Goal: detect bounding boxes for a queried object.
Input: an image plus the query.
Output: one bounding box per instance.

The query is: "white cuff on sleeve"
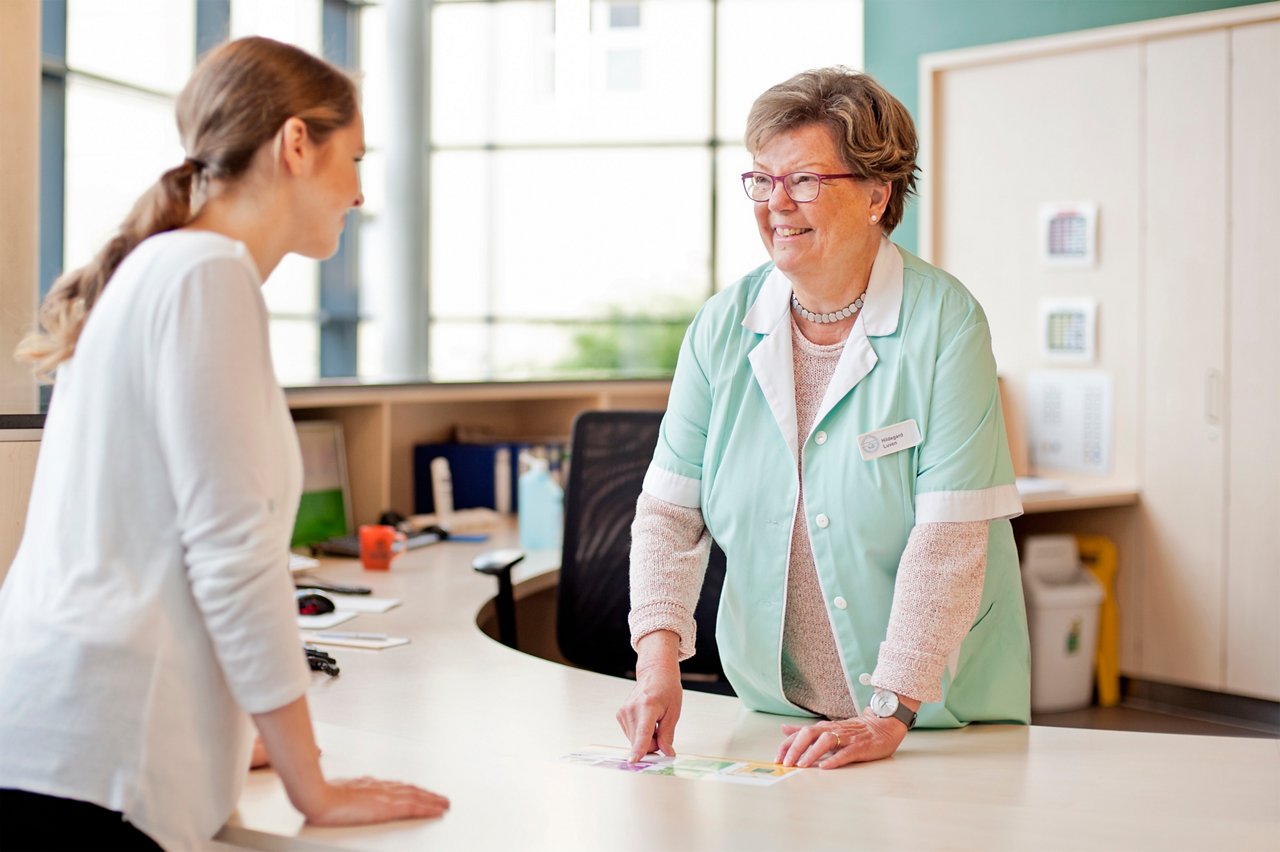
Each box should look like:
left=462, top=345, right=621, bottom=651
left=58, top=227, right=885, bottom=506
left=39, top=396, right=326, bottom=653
left=642, top=463, right=701, bottom=509
left=915, top=484, right=1022, bottom=523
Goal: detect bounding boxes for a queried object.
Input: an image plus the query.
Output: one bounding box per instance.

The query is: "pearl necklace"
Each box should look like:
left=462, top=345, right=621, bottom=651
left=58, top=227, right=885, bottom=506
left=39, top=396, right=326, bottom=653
left=790, top=291, right=865, bottom=324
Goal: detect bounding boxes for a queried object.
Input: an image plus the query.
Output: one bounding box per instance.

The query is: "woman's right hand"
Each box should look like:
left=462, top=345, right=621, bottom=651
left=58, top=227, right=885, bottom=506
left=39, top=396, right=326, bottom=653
left=616, top=630, right=683, bottom=762
left=303, top=777, right=450, bottom=826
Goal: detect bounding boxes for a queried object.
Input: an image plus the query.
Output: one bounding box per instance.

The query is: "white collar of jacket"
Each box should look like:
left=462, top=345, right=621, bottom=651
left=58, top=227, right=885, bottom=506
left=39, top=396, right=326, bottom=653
left=741, top=235, right=904, bottom=336
left=741, top=236, right=905, bottom=464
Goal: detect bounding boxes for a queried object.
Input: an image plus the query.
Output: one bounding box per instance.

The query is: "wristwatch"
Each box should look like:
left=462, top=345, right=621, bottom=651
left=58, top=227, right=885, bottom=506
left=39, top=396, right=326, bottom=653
left=868, top=688, right=918, bottom=730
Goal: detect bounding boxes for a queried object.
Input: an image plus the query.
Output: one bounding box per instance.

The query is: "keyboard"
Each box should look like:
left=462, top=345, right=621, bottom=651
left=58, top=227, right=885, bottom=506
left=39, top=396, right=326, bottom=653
left=314, top=529, right=444, bottom=558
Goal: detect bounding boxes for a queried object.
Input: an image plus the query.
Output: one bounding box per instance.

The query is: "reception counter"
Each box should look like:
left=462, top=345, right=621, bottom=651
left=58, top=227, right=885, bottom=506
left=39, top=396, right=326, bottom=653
left=222, top=531, right=1279, bottom=851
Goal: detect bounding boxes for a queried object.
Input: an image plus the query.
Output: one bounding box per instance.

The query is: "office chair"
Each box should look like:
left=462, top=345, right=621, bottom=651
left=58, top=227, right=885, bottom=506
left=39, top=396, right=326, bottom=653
left=557, top=410, right=732, bottom=695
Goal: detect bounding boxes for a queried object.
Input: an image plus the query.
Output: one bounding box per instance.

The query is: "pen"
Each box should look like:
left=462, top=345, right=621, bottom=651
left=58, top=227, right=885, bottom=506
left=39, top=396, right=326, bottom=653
left=313, top=631, right=388, bottom=641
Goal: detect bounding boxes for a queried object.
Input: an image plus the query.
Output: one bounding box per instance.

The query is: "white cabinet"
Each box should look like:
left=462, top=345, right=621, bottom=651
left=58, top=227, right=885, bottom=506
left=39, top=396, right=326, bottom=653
left=1140, top=30, right=1229, bottom=689
left=927, top=43, right=1145, bottom=486
left=922, top=5, right=1280, bottom=700
left=1225, top=20, right=1280, bottom=700
left=1140, top=19, right=1280, bottom=700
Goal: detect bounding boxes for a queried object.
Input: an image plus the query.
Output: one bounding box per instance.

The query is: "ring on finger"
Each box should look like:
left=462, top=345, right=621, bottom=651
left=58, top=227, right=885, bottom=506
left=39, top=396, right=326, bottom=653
left=831, top=729, right=842, bottom=749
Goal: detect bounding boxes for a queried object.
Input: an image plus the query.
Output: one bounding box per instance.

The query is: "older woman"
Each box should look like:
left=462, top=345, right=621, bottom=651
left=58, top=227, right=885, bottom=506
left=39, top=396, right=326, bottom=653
left=617, top=68, right=1029, bottom=770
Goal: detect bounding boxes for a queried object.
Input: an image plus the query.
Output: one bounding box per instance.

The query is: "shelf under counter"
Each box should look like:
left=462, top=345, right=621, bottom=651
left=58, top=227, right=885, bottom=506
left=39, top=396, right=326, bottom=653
left=1018, top=476, right=1140, bottom=514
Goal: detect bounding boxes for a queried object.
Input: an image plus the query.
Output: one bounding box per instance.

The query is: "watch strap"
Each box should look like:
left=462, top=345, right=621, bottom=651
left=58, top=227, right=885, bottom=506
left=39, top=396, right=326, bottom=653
left=890, top=701, right=918, bottom=730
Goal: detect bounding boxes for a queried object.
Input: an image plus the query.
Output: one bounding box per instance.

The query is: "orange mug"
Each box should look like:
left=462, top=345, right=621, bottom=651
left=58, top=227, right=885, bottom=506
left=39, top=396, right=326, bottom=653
left=359, top=524, right=406, bottom=571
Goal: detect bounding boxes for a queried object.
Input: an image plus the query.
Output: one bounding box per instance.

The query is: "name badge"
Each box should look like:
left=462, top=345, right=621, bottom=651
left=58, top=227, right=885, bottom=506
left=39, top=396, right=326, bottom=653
left=857, top=419, right=922, bottom=461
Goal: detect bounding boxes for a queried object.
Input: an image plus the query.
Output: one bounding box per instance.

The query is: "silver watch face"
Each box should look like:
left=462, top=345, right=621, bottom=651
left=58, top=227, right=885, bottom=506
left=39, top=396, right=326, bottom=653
left=870, top=689, right=899, bottom=717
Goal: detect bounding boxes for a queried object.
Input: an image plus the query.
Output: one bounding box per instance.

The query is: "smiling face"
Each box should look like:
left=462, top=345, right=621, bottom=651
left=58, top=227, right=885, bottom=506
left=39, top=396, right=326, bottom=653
left=752, top=123, right=888, bottom=300
left=295, top=112, right=366, bottom=259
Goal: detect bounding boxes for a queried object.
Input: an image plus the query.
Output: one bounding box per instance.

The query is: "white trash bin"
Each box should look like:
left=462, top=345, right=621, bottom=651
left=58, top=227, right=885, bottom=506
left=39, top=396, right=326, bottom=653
left=1021, top=535, right=1105, bottom=713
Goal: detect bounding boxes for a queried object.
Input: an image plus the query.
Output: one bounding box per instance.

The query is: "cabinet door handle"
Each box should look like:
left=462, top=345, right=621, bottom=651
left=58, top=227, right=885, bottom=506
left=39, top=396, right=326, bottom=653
left=1204, top=369, right=1221, bottom=424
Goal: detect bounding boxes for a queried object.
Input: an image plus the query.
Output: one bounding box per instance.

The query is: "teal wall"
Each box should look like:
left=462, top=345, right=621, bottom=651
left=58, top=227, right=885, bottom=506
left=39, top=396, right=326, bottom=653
left=864, top=0, right=1273, bottom=253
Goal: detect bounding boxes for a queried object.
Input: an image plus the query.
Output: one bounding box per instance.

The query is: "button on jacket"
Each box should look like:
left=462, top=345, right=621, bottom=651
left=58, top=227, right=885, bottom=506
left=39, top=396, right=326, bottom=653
left=643, top=237, right=1031, bottom=726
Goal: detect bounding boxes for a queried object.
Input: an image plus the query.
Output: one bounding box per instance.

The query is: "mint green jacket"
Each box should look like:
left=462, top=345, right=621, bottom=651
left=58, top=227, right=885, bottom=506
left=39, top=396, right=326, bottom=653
left=643, top=238, right=1031, bottom=727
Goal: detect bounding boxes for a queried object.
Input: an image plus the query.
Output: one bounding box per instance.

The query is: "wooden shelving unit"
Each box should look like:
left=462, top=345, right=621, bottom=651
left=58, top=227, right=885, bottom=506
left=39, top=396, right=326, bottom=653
left=285, top=380, right=671, bottom=526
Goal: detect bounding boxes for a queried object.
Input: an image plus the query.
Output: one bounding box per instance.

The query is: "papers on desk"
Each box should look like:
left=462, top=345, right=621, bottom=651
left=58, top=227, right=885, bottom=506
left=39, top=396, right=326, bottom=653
left=294, top=597, right=399, bottom=628
left=288, top=552, right=321, bottom=572
left=304, top=632, right=410, bottom=650
left=297, top=610, right=357, bottom=630
left=562, top=745, right=802, bottom=786
left=325, top=594, right=401, bottom=614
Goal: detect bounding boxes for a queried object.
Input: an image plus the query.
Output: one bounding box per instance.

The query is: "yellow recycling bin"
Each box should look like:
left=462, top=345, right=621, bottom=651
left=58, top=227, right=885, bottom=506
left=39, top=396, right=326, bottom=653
left=1076, top=534, right=1120, bottom=707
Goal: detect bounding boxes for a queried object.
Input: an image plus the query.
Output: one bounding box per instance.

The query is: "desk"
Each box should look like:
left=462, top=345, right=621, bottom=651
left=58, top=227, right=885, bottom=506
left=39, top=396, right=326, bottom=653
left=223, top=531, right=1278, bottom=851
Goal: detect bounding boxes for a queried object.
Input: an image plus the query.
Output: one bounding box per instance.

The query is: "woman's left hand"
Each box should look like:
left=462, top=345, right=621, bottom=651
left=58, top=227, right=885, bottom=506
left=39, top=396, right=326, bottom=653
left=776, top=712, right=907, bottom=769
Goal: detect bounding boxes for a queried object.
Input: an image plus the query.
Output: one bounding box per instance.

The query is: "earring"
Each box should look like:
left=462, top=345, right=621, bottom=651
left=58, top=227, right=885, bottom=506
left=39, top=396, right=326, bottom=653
left=870, top=214, right=879, bottom=224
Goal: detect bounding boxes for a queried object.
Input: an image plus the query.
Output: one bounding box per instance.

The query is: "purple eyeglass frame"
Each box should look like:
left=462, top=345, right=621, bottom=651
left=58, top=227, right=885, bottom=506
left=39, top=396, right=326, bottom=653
left=741, top=171, right=859, bottom=203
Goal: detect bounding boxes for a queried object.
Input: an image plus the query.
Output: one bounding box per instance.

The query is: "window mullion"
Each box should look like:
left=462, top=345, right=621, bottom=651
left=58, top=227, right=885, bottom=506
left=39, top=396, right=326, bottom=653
left=195, top=0, right=230, bottom=57
left=319, top=0, right=360, bottom=379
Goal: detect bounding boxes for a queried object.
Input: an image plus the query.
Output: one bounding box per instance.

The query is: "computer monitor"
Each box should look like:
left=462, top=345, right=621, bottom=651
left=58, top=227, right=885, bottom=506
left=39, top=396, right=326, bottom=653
left=291, top=421, right=354, bottom=549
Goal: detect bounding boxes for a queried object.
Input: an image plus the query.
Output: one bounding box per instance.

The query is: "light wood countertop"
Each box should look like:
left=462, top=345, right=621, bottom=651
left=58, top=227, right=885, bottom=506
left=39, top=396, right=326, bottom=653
left=222, top=529, right=1277, bottom=851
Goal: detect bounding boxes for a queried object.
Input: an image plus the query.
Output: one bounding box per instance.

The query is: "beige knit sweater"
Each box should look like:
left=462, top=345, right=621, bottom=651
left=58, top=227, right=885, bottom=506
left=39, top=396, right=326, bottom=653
left=629, top=318, right=988, bottom=716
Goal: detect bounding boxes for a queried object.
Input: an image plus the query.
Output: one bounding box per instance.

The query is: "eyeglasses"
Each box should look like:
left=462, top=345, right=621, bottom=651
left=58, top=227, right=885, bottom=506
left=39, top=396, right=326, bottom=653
left=740, top=171, right=859, bottom=203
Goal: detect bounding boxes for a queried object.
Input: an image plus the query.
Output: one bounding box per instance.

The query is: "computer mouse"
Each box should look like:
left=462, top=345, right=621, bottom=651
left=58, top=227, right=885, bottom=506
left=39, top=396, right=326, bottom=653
left=295, top=590, right=336, bottom=616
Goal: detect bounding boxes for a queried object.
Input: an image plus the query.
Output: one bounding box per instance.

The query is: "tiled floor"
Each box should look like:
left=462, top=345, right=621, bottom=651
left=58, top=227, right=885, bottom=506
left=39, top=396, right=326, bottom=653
left=1033, top=702, right=1280, bottom=739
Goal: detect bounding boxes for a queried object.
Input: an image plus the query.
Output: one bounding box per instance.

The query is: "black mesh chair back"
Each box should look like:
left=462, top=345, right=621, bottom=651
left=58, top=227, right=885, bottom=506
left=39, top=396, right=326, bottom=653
left=557, top=410, right=728, bottom=686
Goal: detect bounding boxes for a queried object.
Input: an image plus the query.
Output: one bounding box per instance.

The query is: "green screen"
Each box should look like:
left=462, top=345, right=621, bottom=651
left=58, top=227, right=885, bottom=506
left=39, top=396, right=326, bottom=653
left=291, top=487, right=347, bottom=548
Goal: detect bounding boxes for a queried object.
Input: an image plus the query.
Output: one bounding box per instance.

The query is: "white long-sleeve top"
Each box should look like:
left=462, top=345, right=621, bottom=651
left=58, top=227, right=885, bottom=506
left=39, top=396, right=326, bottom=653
left=0, top=231, right=311, bottom=850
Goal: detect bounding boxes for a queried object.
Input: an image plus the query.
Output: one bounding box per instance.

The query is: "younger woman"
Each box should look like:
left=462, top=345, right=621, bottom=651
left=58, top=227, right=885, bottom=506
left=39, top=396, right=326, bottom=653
left=0, top=37, right=448, bottom=850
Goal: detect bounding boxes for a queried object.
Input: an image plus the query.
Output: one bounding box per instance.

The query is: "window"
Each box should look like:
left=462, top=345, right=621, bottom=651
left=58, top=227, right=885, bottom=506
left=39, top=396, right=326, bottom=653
left=40, top=0, right=361, bottom=390
left=608, top=3, right=642, bottom=29
left=359, top=0, right=863, bottom=381
left=39, top=0, right=863, bottom=390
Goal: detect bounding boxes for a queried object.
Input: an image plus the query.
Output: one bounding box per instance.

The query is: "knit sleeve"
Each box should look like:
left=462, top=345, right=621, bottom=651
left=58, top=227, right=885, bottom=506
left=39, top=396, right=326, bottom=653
left=628, top=492, right=712, bottom=661
left=870, top=520, right=989, bottom=702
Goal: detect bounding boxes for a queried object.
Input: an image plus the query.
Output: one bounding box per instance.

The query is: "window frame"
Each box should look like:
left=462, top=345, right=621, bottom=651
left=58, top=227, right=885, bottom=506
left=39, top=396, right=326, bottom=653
left=420, top=0, right=730, bottom=381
